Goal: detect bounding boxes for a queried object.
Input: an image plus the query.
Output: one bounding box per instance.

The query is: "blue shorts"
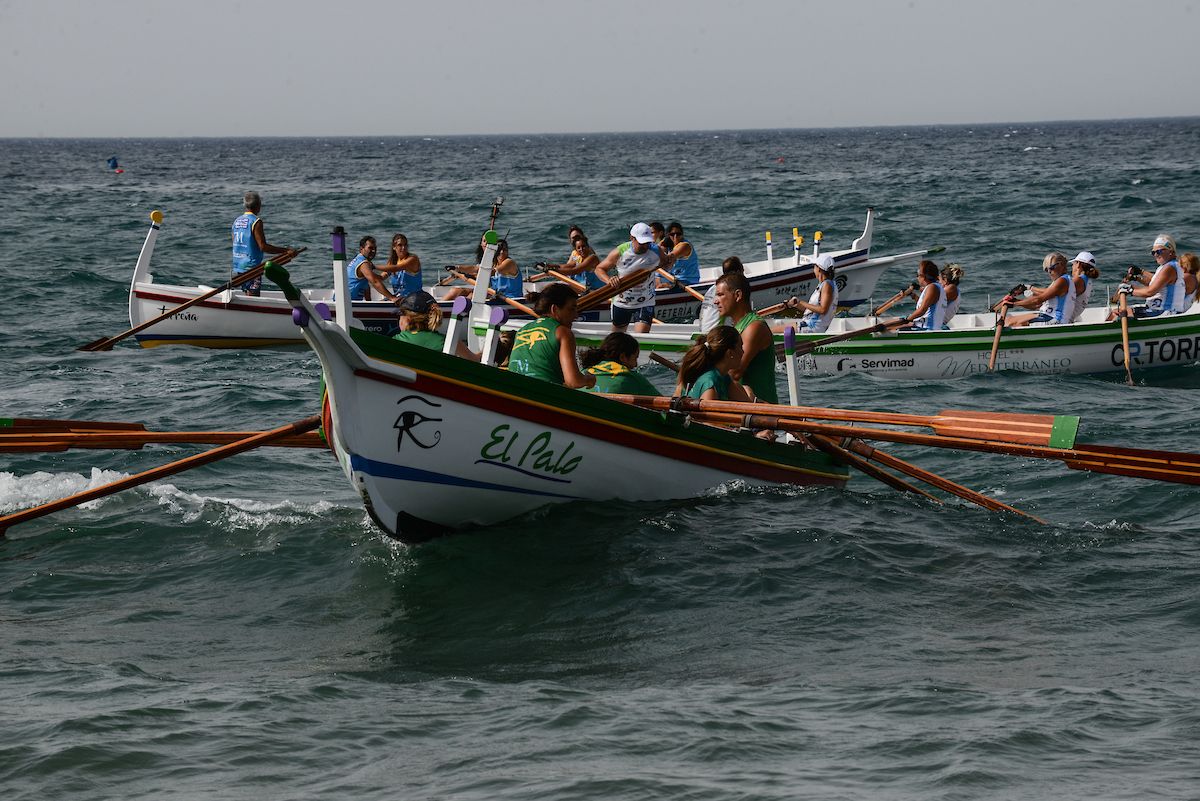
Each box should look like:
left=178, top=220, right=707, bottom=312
left=1026, top=313, right=1057, bottom=325
left=611, top=305, right=655, bottom=327
left=237, top=273, right=263, bottom=296
left=1133, top=306, right=1171, bottom=319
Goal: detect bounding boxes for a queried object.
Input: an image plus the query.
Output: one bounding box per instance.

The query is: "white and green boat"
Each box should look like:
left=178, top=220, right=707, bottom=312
left=541, top=304, right=1200, bottom=380
left=265, top=235, right=849, bottom=543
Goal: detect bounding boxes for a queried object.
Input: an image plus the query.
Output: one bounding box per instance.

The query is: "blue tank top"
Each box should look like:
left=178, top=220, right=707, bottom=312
left=491, top=269, right=523, bottom=298
left=391, top=268, right=423, bottom=297
left=346, top=254, right=371, bottom=300
left=670, top=241, right=701, bottom=285
left=231, top=212, right=263, bottom=273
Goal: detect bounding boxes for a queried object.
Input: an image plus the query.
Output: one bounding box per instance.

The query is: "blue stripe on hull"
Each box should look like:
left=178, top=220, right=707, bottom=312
left=348, top=454, right=584, bottom=500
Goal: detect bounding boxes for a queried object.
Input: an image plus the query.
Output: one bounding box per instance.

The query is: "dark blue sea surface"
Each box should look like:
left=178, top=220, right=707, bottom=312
left=2, top=121, right=1200, bottom=799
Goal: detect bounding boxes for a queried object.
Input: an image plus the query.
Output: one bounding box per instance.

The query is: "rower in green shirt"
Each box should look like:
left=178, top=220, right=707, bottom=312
left=392, top=290, right=477, bottom=360
left=507, top=283, right=596, bottom=389
left=580, top=332, right=661, bottom=395
left=714, top=273, right=778, bottom=403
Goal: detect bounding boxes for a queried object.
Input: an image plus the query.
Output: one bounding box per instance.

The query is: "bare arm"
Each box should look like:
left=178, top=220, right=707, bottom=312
left=1014, top=277, right=1066, bottom=309
left=358, top=259, right=398, bottom=302
left=595, top=247, right=621, bottom=287
left=558, top=327, right=596, bottom=389
left=1133, top=265, right=1177, bottom=298
left=252, top=219, right=291, bottom=257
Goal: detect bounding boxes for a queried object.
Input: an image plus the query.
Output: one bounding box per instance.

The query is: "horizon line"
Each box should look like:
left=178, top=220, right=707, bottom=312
left=2, top=115, right=1198, bottom=141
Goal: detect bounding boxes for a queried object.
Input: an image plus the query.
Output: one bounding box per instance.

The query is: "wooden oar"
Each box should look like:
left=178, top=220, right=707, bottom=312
left=576, top=268, right=654, bottom=312
left=987, top=302, right=1010, bottom=371
left=449, top=270, right=538, bottom=317
left=655, top=268, right=706, bottom=302
left=2, top=416, right=147, bottom=433
left=0, top=415, right=322, bottom=536
left=0, top=430, right=326, bottom=453
left=755, top=298, right=799, bottom=317
left=649, top=352, right=681, bottom=372
left=1118, top=291, right=1135, bottom=386
left=547, top=270, right=586, bottom=291
left=870, top=283, right=918, bottom=316
left=78, top=248, right=307, bottom=352
left=603, top=395, right=1079, bottom=448
left=668, top=411, right=1200, bottom=486
left=773, top=318, right=908, bottom=358
left=804, top=434, right=943, bottom=503
left=840, top=437, right=1045, bottom=523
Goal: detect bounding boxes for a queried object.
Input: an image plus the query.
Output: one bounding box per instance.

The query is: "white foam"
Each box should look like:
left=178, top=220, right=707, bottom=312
left=0, top=467, right=132, bottom=513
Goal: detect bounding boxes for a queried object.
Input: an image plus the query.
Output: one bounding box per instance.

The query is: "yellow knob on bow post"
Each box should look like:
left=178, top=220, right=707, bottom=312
left=796, top=235, right=804, bottom=247
left=150, top=209, right=164, bottom=224
left=765, top=231, right=772, bottom=244
left=814, top=231, right=823, bottom=242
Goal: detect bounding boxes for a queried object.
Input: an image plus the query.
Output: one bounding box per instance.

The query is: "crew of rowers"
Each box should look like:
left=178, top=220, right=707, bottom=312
left=356, top=220, right=1197, bottom=407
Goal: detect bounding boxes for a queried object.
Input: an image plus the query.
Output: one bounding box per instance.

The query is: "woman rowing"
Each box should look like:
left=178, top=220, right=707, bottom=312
left=379, top=233, right=423, bottom=300
left=1068, top=251, right=1099, bottom=322
left=444, top=238, right=524, bottom=303
left=580, top=332, right=660, bottom=395
left=1009, top=252, right=1075, bottom=327
left=674, top=325, right=753, bottom=402
left=391, top=290, right=476, bottom=359
left=533, top=232, right=604, bottom=292
left=891, top=260, right=947, bottom=330
left=714, top=272, right=778, bottom=403
left=940, top=263, right=964, bottom=327
left=1113, top=234, right=1190, bottom=319
left=1180, top=252, right=1200, bottom=303
left=506, top=282, right=596, bottom=389
left=786, top=254, right=839, bottom=334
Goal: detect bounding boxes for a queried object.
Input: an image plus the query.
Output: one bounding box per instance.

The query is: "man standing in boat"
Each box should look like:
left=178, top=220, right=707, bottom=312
left=593, top=222, right=673, bottom=334
left=231, top=191, right=297, bottom=296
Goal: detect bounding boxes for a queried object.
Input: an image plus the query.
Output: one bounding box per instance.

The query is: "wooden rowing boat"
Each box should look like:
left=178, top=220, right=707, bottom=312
left=266, top=247, right=850, bottom=543
left=121, top=209, right=922, bottom=348
left=545, top=303, right=1200, bottom=380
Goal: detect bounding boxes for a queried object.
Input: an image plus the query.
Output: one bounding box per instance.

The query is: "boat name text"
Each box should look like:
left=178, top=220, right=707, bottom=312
left=479, top=424, right=582, bottom=477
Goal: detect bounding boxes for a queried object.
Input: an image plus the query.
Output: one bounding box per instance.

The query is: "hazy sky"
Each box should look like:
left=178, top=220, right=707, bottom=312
left=2, top=0, right=1198, bottom=137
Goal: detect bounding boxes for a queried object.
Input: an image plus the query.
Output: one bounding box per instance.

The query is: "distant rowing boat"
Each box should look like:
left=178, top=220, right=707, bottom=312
left=122, top=209, right=920, bottom=348
left=543, top=304, right=1200, bottom=380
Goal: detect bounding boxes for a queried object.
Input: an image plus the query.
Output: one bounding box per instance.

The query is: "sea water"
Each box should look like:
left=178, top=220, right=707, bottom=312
left=2, top=121, right=1200, bottom=799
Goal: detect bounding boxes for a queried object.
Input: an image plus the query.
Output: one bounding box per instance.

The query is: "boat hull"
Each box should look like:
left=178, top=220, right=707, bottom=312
left=557, top=305, right=1200, bottom=380
left=297, top=311, right=848, bottom=542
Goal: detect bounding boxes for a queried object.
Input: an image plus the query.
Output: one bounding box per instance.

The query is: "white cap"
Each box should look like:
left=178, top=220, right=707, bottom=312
left=630, top=222, right=654, bottom=244
left=1071, top=251, right=1096, bottom=268
left=814, top=254, right=835, bottom=271
left=1152, top=234, right=1176, bottom=253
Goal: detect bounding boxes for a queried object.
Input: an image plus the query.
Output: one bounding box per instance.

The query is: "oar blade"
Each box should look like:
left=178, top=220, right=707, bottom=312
left=76, top=338, right=115, bottom=352
left=932, top=410, right=1079, bottom=448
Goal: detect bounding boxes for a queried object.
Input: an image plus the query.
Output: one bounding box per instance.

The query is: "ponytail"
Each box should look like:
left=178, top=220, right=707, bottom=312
left=675, top=325, right=741, bottom=395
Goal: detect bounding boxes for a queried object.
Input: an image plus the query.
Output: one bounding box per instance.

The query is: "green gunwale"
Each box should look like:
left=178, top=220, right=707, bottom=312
left=346, top=327, right=849, bottom=482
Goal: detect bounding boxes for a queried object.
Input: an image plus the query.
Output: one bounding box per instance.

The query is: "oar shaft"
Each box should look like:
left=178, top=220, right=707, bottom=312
left=844, top=438, right=1045, bottom=523
left=988, top=304, right=1009, bottom=371
left=0, top=430, right=326, bottom=452
left=1119, top=293, right=1134, bottom=386
left=870, top=288, right=909, bottom=316
left=452, top=271, right=538, bottom=317
left=547, top=270, right=586, bottom=291
left=576, top=268, right=654, bottom=312
left=805, top=434, right=942, bottom=502
left=789, top=320, right=903, bottom=357
left=656, top=268, right=706, bottom=302
left=0, top=416, right=321, bottom=535
left=2, top=417, right=147, bottom=432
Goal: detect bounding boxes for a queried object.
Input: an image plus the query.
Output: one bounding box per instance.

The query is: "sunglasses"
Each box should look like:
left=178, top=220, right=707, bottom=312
left=1152, top=249, right=1168, bottom=256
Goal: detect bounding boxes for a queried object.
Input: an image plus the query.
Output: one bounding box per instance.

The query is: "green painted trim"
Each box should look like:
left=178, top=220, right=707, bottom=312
left=0, top=418, right=12, bottom=428
left=1049, top=415, right=1080, bottom=449
left=484, top=230, right=498, bottom=245
left=265, top=264, right=300, bottom=301
left=347, top=326, right=849, bottom=481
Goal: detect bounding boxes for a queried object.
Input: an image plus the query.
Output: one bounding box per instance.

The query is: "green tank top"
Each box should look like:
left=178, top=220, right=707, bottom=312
left=583, top=360, right=660, bottom=395
left=732, top=312, right=778, bottom=403
left=392, top=329, right=445, bottom=351
left=508, top=317, right=564, bottom=384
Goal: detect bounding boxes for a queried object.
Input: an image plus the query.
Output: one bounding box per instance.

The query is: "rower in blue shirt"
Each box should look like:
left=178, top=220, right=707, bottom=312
left=231, top=191, right=296, bottom=296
